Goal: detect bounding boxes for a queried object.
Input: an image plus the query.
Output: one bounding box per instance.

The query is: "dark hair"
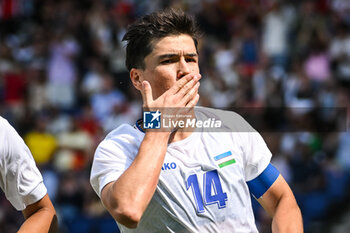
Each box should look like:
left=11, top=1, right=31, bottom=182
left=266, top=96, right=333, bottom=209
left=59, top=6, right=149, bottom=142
left=122, top=8, right=201, bottom=71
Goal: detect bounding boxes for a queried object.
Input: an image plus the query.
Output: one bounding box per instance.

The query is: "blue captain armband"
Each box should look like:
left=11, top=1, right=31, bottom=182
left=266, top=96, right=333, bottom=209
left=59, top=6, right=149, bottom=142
left=246, top=163, right=280, bottom=199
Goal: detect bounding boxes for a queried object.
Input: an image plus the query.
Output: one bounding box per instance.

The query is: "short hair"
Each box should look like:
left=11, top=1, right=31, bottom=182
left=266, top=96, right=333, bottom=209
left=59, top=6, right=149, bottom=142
left=122, top=8, right=201, bottom=71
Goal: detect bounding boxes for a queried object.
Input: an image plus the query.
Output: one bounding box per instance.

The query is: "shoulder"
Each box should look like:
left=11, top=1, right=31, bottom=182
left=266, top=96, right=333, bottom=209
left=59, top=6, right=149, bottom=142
left=195, top=106, right=241, bottom=118
left=91, top=124, right=142, bottom=196
left=195, top=107, right=255, bottom=132
left=96, top=123, right=143, bottom=156
left=104, top=123, right=142, bottom=144
left=0, top=117, right=6, bottom=147
left=0, top=116, right=23, bottom=139
left=0, top=117, right=22, bottom=155
left=0, top=116, right=12, bottom=131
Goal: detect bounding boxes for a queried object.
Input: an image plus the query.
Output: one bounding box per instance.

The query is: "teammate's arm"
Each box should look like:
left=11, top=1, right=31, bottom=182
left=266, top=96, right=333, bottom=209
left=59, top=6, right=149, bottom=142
left=258, top=175, right=303, bottom=233
left=18, top=194, right=58, bottom=233
left=101, top=74, right=200, bottom=228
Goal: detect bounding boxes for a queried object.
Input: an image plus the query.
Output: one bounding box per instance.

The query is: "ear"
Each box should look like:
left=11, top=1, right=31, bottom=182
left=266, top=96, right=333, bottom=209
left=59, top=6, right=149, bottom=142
left=130, top=68, right=143, bottom=91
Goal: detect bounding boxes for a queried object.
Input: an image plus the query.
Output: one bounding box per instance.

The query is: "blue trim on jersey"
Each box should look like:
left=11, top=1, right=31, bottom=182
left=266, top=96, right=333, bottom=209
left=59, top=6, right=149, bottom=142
left=247, top=163, right=280, bottom=199
left=135, top=119, right=145, bottom=133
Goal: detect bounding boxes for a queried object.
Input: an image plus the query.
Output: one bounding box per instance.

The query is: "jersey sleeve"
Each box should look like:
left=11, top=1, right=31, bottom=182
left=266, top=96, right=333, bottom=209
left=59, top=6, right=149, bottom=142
left=90, top=131, right=137, bottom=197
left=242, top=131, right=272, bottom=182
left=225, top=111, right=272, bottom=181
left=0, top=119, right=47, bottom=211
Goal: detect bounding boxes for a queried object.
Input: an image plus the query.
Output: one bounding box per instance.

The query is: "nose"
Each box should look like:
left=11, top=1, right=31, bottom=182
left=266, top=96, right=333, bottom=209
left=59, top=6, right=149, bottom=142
left=177, top=57, right=190, bottom=79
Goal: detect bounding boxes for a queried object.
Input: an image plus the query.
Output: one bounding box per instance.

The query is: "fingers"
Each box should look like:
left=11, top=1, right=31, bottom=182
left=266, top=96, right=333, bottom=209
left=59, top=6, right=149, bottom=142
left=168, top=73, right=201, bottom=95
left=180, top=81, right=200, bottom=106
left=176, top=75, right=200, bottom=99
left=186, top=94, right=200, bottom=108
left=142, top=73, right=201, bottom=110
left=140, top=81, right=153, bottom=106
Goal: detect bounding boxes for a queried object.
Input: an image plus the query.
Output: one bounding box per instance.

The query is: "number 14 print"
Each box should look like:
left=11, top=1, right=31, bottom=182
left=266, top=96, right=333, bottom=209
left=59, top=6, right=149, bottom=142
left=186, top=170, right=228, bottom=213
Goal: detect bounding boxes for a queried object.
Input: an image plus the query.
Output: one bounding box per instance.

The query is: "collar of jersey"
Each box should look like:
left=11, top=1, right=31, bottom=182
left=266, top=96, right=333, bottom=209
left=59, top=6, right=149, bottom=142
left=135, top=118, right=145, bottom=133
left=134, top=118, right=201, bottom=147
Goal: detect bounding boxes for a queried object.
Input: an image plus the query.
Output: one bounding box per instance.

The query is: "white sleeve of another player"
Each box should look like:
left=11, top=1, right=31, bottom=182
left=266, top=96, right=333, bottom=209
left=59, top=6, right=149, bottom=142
left=90, top=137, right=134, bottom=197
left=1, top=119, right=47, bottom=211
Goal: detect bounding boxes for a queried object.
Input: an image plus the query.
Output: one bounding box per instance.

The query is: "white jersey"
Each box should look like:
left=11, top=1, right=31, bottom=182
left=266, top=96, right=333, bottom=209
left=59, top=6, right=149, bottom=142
left=90, top=107, right=272, bottom=233
left=0, top=116, right=47, bottom=211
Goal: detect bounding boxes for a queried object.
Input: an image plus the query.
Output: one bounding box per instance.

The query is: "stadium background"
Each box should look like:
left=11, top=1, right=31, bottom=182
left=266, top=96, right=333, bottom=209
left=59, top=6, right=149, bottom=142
left=0, top=0, right=350, bottom=232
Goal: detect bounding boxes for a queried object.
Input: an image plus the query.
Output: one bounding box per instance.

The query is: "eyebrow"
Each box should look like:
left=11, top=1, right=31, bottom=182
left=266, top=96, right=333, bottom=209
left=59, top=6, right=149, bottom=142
left=158, top=53, right=198, bottom=60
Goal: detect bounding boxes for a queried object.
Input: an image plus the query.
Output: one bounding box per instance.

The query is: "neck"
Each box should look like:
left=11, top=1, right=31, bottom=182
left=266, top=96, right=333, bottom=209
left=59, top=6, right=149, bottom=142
left=168, top=128, right=193, bottom=143
left=168, top=109, right=196, bottom=143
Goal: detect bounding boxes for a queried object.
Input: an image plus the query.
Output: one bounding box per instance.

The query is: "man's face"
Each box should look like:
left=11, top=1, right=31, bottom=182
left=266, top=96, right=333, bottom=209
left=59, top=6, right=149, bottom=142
left=138, top=34, right=200, bottom=99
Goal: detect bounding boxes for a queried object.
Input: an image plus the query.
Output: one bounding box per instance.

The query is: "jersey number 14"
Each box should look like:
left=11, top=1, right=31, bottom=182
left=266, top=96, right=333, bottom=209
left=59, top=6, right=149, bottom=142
left=186, top=170, right=228, bottom=213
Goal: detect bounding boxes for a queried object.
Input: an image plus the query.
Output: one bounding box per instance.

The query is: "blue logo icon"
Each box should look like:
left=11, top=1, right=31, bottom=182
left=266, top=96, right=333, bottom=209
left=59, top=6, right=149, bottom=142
left=144, top=110, right=161, bottom=129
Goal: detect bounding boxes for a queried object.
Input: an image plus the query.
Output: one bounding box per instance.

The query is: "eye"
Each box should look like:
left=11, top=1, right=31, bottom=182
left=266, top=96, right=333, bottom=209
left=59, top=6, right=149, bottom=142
left=185, top=57, right=197, bottom=63
left=161, top=59, right=173, bottom=64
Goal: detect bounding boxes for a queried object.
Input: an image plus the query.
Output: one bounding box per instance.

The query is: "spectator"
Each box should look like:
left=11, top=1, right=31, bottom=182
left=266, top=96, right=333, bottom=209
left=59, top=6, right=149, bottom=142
left=46, top=31, right=80, bottom=110
left=90, top=74, right=125, bottom=122
left=24, top=115, right=57, bottom=165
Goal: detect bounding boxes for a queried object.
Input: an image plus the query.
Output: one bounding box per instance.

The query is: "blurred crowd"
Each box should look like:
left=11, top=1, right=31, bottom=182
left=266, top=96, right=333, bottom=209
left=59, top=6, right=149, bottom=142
left=0, top=0, right=350, bottom=232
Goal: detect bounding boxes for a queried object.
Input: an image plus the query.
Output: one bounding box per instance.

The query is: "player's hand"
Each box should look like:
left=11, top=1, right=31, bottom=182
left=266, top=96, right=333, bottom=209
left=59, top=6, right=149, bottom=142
left=140, top=73, right=201, bottom=110
left=140, top=73, right=201, bottom=132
